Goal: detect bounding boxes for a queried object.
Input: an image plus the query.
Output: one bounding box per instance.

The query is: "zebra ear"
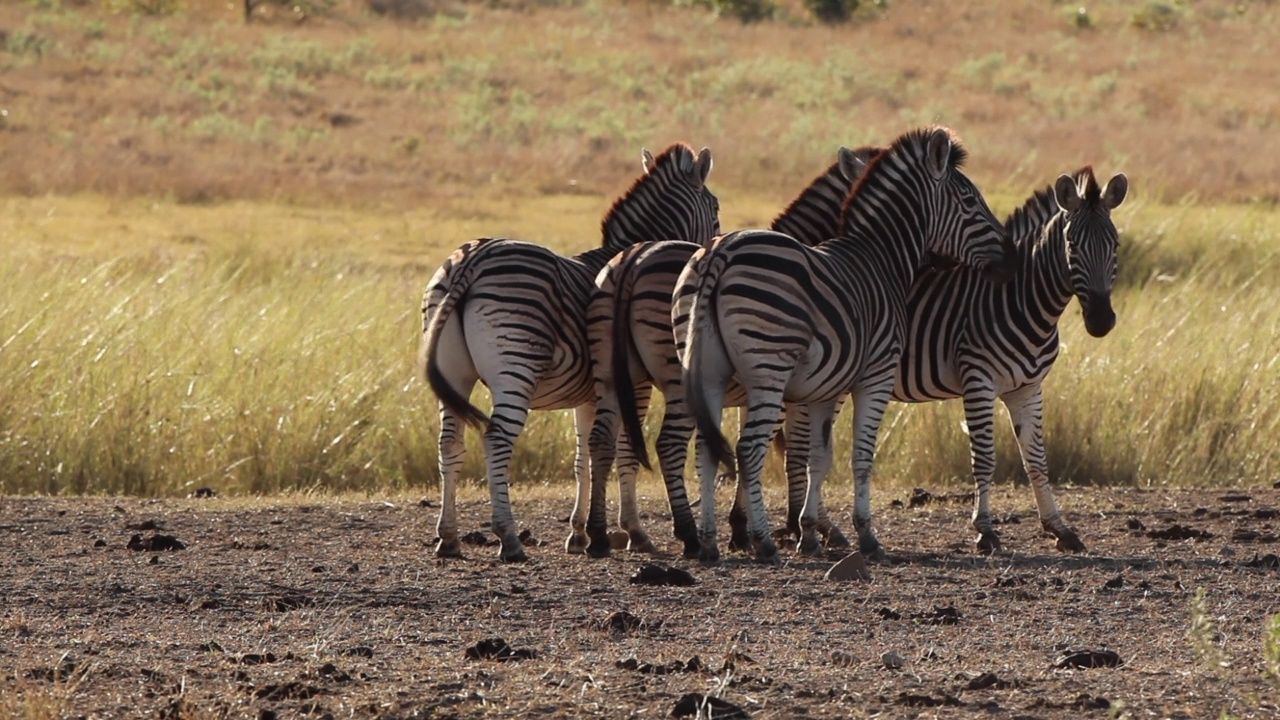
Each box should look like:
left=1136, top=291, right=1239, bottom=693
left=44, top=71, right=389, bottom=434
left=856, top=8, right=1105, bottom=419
left=925, top=129, right=951, bottom=181
left=837, top=146, right=865, bottom=181
left=689, top=147, right=713, bottom=188
left=1054, top=174, right=1083, bottom=212
left=1102, top=173, right=1128, bottom=210
left=641, top=148, right=655, bottom=174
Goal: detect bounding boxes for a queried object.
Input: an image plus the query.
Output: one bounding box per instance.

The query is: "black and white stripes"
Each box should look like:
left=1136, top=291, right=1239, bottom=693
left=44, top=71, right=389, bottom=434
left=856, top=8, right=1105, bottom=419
left=676, top=127, right=1017, bottom=563
left=420, top=143, right=720, bottom=562
left=890, top=167, right=1128, bottom=553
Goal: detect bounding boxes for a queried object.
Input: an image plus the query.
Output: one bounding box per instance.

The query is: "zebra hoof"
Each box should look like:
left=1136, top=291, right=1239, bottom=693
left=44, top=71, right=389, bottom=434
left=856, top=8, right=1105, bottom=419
left=435, top=538, right=462, bottom=559
left=499, top=542, right=529, bottom=564
left=728, top=529, right=752, bottom=554
left=628, top=533, right=659, bottom=555
left=679, top=535, right=701, bottom=560
left=859, top=537, right=888, bottom=564
left=1055, top=530, right=1087, bottom=554
left=585, top=534, right=613, bottom=559
left=824, top=528, right=853, bottom=549
left=698, top=544, right=721, bottom=566
left=796, top=533, right=823, bottom=557
left=975, top=531, right=1002, bottom=555
left=565, top=531, right=588, bottom=555
left=754, top=538, right=780, bottom=565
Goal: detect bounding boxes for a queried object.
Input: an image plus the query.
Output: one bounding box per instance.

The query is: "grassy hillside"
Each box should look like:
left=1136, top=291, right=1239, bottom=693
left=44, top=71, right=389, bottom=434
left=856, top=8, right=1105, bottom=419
left=2, top=0, right=1278, bottom=204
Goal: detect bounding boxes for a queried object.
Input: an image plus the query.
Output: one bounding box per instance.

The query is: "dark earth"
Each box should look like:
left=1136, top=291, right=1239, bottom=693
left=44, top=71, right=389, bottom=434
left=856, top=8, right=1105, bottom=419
left=3, top=486, right=1279, bottom=719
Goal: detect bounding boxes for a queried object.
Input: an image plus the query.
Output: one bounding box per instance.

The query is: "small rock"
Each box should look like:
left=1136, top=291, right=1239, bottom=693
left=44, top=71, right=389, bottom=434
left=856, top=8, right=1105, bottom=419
left=1244, top=553, right=1280, bottom=570
left=629, top=564, right=696, bottom=587
left=460, top=530, right=496, bottom=546
left=1055, top=649, right=1123, bottom=669
left=189, top=487, right=217, bottom=499
left=1103, top=575, right=1124, bottom=590
left=127, top=534, right=186, bottom=551
left=418, top=498, right=438, bottom=508
left=93, top=538, right=107, bottom=547
left=830, top=650, right=855, bottom=667
left=343, top=646, right=375, bottom=659
left=881, top=652, right=907, bottom=670
left=670, top=693, right=749, bottom=719
left=824, top=551, right=871, bottom=582
left=1125, top=517, right=1145, bottom=531
left=876, top=607, right=902, bottom=620
left=599, top=610, right=656, bottom=634
left=908, top=488, right=933, bottom=507
left=518, top=528, right=544, bottom=547
left=1146, top=524, right=1213, bottom=541
left=463, top=637, right=536, bottom=662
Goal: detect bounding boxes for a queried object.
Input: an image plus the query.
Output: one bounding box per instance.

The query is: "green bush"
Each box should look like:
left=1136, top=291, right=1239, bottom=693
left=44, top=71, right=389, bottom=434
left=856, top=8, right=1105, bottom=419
left=713, top=0, right=776, bottom=23
left=103, top=0, right=180, bottom=15
left=1131, top=1, right=1182, bottom=31
left=805, top=0, right=857, bottom=24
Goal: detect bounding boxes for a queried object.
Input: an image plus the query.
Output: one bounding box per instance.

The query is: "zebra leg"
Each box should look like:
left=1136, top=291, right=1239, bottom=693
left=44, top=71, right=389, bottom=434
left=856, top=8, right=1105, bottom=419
left=692, top=376, right=731, bottom=565
left=435, top=403, right=471, bottom=559
left=962, top=385, right=1002, bottom=554
left=482, top=386, right=536, bottom=563
left=785, top=402, right=850, bottom=549
left=617, top=383, right=658, bottom=554
left=796, top=401, right=837, bottom=557
left=655, top=389, right=700, bottom=558
left=850, top=387, right=892, bottom=563
left=568, top=402, right=596, bottom=556
left=736, top=393, right=785, bottom=564
left=1003, top=384, right=1086, bottom=553
left=783, top=403, right=809, bottom=538
left=728, top=408, right=752, bottom=553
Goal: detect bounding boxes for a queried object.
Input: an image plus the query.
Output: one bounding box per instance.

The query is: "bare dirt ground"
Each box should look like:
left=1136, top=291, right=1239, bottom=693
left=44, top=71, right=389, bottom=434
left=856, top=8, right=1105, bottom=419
left=3, top=486, right=1279, bottom=719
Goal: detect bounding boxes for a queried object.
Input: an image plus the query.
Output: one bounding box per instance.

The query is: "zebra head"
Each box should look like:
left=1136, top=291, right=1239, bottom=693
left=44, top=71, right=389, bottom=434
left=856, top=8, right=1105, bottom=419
left=1055, top=168, right=1128, bottom=337
left=919, top=127, right=1018, bottom=283
left=600, top=143, right=720, bottom=245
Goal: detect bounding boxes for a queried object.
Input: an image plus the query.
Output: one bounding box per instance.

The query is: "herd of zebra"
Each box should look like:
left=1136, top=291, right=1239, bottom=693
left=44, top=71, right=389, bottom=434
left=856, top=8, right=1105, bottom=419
left=420, top=126, right=1128, bottom=567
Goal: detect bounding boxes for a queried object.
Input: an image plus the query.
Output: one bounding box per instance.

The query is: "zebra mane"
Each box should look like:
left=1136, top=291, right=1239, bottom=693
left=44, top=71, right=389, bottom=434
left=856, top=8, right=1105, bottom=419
left=1008, top=166, right=1099, bottom=248
left=598, top=142, right=698, bottom=248
left=838, top=126, right=968, bottom=228
left=1005, top=187, right=1059, bottom=247
left=1073, top=165, right=1101, bottom=204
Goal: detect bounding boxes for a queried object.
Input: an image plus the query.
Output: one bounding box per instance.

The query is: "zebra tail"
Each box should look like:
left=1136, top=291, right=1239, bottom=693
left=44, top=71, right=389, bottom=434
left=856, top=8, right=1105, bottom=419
left=421, top=258, right=490, bottom=430
left=682, top=250, right=736, bottom=474
left=611, top=253, right=653, bottom=471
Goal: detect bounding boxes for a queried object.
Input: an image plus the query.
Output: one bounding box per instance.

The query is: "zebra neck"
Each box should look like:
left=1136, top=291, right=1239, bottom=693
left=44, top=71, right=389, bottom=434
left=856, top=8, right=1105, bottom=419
left=573, top=245, right=621, bottom=275
left=770, top=176, right=848, bottom=247
left=1023, top=218, right=1076, bottom=323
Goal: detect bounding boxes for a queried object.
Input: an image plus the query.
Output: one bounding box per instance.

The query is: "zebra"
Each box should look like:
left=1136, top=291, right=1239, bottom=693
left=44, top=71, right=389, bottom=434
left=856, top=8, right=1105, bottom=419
left=881, top=166, right=1129, bottom=554
left=575, top=147, right=880, bottom=559
left=420, top=143, right=720, bottom=563
left=677, top=126, right=1018, bottom=564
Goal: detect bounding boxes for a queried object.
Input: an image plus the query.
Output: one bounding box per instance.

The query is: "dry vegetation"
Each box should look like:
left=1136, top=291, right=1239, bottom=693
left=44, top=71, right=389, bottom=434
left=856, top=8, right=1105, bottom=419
left=1, top=0, right=1279, bottom=204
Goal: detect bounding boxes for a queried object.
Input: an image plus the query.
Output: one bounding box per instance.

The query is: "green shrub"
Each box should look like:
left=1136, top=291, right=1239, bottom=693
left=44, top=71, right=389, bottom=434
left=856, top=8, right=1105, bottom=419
left=1131, top=1, right=1182, bottom=31
left=713, top=0, right=776, bottom=23
left=805, top=0, right=856, bottom=24
left=103, top=0, right=180, bottom=16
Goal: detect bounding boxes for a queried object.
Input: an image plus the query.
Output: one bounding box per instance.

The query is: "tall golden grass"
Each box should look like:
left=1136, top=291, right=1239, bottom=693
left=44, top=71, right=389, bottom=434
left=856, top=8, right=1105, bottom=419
left=1, top=190, right=1277, bottom=496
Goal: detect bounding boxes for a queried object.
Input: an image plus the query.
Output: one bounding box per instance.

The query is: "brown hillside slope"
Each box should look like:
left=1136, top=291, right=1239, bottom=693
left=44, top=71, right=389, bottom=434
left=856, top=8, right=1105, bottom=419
left=0, top=0, right=1277, bottom=206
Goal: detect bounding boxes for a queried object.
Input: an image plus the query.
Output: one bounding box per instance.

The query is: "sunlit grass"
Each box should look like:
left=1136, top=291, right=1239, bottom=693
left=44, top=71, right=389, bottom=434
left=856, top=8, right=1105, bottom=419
left=1, top=193, right=1277, bottom=497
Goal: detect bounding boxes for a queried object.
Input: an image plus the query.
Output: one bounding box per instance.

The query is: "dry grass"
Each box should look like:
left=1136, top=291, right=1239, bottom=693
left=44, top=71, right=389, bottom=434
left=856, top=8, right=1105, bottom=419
left=1, top=189, right=1278, bottom=498
left=1, top=0, right=1279, bottom=204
